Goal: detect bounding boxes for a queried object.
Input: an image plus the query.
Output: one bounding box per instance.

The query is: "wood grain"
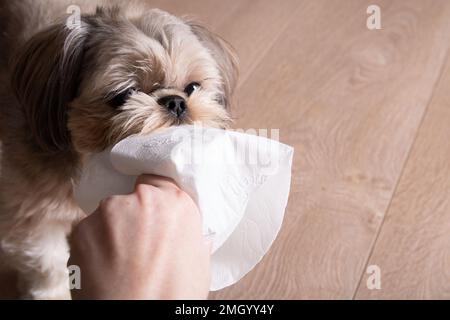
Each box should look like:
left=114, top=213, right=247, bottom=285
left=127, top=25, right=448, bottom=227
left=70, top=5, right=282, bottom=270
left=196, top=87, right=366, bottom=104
left=211, top=0, right=450, bottom=299
left=147, top=0, right=242, bottom=28
left=355, top=52, right=450, bottom=300
left=212, top=0, right=302, bottom=84
left=153, top=0, right=303, bottom=83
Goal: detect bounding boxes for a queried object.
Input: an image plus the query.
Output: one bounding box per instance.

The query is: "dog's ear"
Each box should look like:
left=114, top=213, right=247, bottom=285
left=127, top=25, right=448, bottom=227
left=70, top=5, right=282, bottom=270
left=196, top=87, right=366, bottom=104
left=11, top=22, right=90, bottom=153
left=187, top=22, right=239, bottom=109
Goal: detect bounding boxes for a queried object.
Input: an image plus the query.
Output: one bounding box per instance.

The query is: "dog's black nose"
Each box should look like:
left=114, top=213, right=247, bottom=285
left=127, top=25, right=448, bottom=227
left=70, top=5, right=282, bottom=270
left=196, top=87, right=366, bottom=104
left=158, top=95, right=187, bottom=117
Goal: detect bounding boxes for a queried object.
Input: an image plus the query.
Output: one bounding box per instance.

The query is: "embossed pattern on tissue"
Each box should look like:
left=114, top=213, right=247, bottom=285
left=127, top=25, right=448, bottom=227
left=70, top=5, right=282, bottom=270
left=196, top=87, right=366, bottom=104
left=142, top=137, right=174, bottom=150
left=225, top=172, right=269, bottom=208
left=142, top=137, right=174, bottom=161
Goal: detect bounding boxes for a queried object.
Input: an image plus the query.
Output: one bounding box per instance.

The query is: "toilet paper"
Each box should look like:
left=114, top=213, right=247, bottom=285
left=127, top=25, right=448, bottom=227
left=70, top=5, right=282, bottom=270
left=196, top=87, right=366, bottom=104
left=73, top=125, right=294, bottom=291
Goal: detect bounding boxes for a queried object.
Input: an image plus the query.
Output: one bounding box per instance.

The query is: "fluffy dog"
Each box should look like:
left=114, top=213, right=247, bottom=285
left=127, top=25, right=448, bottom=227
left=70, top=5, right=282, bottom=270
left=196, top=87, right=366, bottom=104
left=0, top=0, right=238, bottom=299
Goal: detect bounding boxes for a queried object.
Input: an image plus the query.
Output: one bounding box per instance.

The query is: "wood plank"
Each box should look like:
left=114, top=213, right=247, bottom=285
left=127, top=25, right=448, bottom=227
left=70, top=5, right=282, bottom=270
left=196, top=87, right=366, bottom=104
left=151, top=0, right=304, bottom=82
left=355, top=54, right=450, bottom=300
left=146, top=0, right=242, bottom=28
left=211, top=0, right=450, bottom=299
left=212, top=0, right=302, bottom=84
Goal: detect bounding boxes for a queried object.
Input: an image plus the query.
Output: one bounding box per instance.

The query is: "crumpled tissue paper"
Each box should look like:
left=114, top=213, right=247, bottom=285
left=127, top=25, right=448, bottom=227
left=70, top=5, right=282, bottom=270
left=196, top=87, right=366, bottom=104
left=73, top=125, right=294, bottom=291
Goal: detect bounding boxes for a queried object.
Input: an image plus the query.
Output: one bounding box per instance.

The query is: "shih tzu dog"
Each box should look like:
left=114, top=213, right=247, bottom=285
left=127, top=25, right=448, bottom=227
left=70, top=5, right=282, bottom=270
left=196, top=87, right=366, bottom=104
left=0, top=0, right=238, bottom=299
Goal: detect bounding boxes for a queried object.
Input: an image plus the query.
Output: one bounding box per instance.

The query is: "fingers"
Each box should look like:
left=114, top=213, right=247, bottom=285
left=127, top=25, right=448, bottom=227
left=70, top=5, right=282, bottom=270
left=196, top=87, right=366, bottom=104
left=134, top=174, right=179, bottom=191
left=133, top=175, right=198, bottom=216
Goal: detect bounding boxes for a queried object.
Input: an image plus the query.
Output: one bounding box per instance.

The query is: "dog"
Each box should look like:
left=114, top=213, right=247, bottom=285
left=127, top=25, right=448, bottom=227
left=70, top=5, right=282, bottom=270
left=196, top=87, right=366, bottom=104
left=0, top=0, right=238, bottom=299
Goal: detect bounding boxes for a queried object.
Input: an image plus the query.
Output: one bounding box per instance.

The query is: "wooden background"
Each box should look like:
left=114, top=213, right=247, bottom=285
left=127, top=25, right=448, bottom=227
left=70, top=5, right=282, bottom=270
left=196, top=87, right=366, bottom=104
left=165, top=0, right=450, bottom=299
left=2, top=0, right=450, bottom=299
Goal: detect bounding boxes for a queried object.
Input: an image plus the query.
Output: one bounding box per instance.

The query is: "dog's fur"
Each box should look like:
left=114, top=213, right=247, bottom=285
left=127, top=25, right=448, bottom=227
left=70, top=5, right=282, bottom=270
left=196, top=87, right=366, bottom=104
left=0, top=0, right=238, bottom=299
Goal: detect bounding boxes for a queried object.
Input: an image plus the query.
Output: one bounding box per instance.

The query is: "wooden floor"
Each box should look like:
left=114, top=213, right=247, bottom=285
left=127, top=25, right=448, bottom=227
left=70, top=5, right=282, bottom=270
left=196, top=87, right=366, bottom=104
left=163, top=0, right=450, bottom=299
left=2, top=0, right=450, bottom=299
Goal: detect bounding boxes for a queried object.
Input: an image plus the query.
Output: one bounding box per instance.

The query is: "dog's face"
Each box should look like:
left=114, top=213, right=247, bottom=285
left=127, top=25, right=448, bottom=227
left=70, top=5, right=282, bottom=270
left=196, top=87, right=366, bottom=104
left=12, top=8, right=238, bottom=154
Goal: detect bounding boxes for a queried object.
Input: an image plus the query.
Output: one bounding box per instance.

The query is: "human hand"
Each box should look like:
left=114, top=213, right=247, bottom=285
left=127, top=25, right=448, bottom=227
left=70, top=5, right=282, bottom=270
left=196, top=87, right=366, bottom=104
left=68, top=175, right=211, bottom=300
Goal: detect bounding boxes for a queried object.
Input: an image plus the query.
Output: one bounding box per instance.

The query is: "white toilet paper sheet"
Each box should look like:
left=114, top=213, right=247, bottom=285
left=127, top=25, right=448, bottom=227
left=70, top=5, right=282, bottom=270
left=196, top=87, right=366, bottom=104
left=74, top=125, right=294, bottom=290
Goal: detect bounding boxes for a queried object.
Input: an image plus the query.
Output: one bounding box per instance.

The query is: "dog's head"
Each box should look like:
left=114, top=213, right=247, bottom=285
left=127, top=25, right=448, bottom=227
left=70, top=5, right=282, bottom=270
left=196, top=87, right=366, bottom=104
left=11, top=7, right=238, bottom=154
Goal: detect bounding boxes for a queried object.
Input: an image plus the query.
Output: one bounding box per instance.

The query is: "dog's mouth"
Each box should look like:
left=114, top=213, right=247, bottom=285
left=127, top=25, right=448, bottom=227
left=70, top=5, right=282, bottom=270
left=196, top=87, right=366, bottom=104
left=170, top=114, right=193, bottom=127
left=164, top=107, right=193, bottom=126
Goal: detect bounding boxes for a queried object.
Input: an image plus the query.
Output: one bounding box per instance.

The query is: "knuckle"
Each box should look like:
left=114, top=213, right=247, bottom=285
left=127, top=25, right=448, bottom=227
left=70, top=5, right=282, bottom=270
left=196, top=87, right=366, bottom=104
left=174, top=190, right=199, bottom=218
left=134, top=183, right=156, bottom=201
left=173, top=187, right=187, bottom=200
left=99, top=196, right=117, bottom=212
left=168, top=184, right=188, bottom=200
left=176, top=189, right=194, bottom=207
left=134, top=184, right=162, bottom=214
left=98, top=195, right=131, bottom=217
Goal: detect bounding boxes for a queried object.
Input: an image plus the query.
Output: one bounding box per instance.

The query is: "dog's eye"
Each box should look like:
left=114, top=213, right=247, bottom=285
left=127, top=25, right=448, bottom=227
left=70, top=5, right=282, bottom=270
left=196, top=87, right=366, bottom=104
left=109, top=88, right=137, bottom=108
left=184, top=82, right=201, bottom=96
